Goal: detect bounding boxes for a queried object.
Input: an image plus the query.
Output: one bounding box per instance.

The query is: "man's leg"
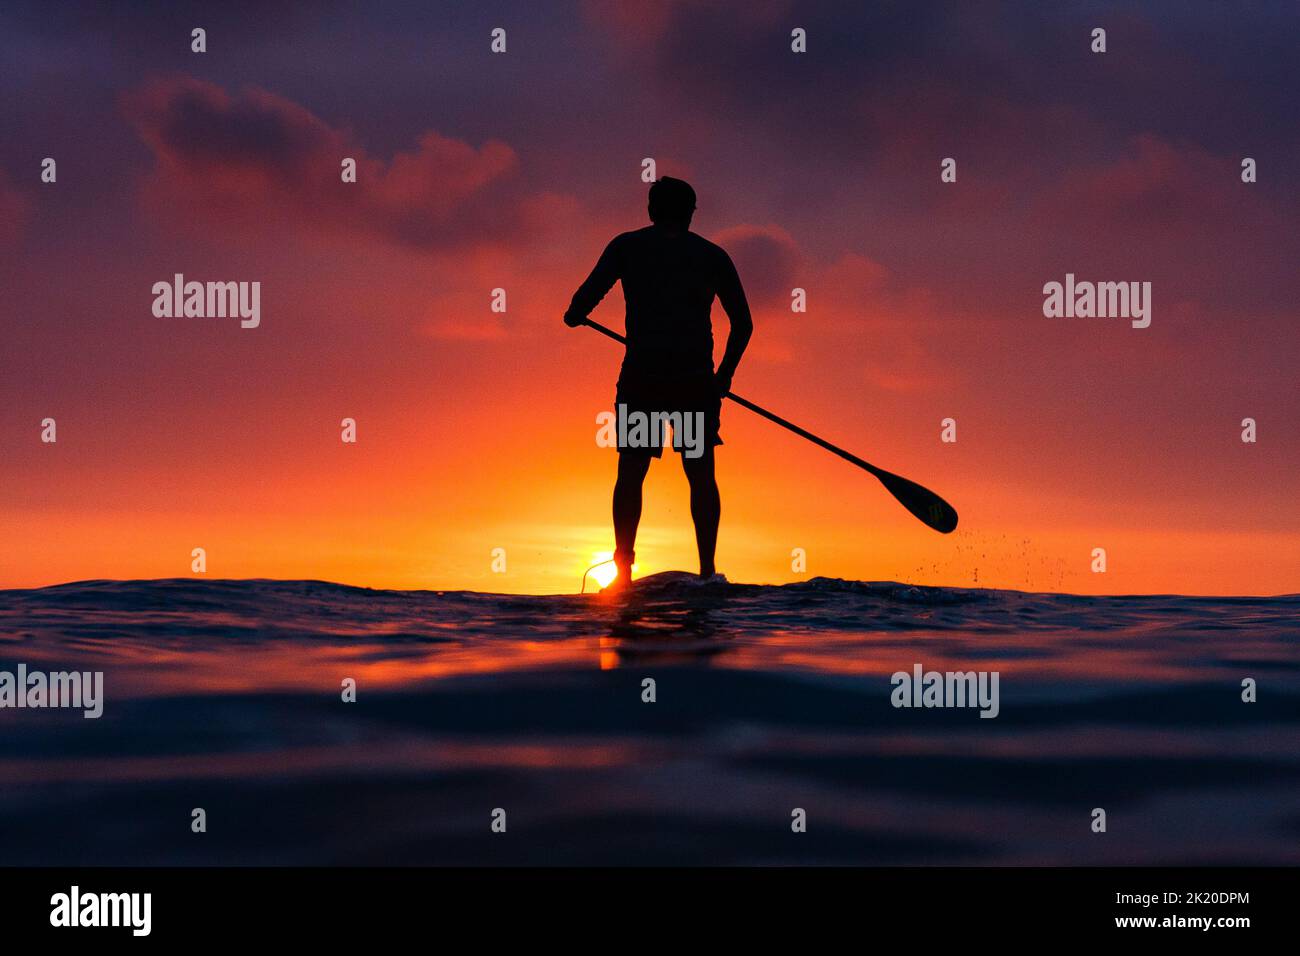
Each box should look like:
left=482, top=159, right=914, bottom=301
left=681, top=446, right=719, bottom=578
left=613, top=450, right=652, bottom=583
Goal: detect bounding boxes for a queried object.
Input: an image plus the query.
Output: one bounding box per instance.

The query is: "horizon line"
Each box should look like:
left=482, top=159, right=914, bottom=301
left=3, top=575, right=1296, bottom=601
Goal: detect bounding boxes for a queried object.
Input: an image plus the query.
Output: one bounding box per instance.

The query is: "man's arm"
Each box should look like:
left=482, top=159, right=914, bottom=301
left=714, top=251, right=753, bottom=394
left=563, top=237, right=622, bottom=327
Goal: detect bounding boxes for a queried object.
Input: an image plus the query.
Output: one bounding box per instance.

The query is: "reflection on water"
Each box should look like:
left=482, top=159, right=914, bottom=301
left=602, top=582, right=734, bottom=667
left=0, top=575, right=1296, bottom=865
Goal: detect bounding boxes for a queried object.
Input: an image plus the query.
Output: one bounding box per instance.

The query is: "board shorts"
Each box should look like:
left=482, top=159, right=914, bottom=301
left=614, top=365, right=722, bottom=458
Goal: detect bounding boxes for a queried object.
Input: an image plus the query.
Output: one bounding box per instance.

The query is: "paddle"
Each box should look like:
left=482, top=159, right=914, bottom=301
left=577, top=317, right=959, bottom=534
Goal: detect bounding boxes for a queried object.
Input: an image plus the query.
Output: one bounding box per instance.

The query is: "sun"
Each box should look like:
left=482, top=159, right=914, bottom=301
left=588, top=551, right=637, bottom=590
left=590, top=552, right=619, bottom=589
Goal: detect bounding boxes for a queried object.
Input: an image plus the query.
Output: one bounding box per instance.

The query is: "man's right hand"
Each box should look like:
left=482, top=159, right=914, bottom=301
left=563, top=312, right=587, bottom=328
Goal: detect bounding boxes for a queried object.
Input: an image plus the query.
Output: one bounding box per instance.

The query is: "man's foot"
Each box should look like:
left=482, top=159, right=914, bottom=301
left=687, top=572, right=728, bottom=586
left=600, top=558, right=634, bottom=595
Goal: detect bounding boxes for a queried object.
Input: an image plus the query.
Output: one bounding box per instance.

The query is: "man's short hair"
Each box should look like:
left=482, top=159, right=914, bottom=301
left=648, top=177, right=696, bottom=226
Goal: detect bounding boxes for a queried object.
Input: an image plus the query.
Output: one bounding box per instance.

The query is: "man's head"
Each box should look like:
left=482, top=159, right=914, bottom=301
left=648, top=177, right=696, bottom=230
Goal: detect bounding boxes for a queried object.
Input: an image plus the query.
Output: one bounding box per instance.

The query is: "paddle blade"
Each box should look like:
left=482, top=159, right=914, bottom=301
left=874, top=468, right=959, bottom=533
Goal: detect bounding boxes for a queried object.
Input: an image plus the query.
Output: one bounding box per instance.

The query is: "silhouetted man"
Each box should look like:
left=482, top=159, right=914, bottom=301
left=564, top=177, right=753, bottom=587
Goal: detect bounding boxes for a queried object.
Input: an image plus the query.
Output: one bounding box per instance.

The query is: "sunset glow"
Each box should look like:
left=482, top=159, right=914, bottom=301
left=0, top=4, right=1295, bottom=596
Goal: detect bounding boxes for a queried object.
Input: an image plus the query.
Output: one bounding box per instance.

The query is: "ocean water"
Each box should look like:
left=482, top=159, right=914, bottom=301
left=0, top=574, right=1296, bottom=865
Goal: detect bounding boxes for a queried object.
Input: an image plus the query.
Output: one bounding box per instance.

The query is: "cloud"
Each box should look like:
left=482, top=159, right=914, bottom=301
left=712, top=223, right=801, bottom=306
left=1036, top=135, right=1249, bottom=233
left=726, top=244, right=952, bottom=392
left=422, top=316, right=509, bottom=342
left=578, top=0, right=684, bottom=47
left=0, top=168, right=31, bottom=248
left=584, top=0, right=1299, bottom=171
left=121, top=76, right=525, bottom=251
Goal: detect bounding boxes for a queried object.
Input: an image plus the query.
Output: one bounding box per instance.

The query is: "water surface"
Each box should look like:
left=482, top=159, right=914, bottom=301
left=0, top=575, right=1296, bottom=865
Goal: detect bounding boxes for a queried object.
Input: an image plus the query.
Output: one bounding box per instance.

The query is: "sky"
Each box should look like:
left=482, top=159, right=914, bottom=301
left=1, top=1, right=1297, bottom=595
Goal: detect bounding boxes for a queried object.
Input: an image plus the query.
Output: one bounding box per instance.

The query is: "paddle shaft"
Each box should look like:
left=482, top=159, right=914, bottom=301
left=579, top=318, right=886, bottom=479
